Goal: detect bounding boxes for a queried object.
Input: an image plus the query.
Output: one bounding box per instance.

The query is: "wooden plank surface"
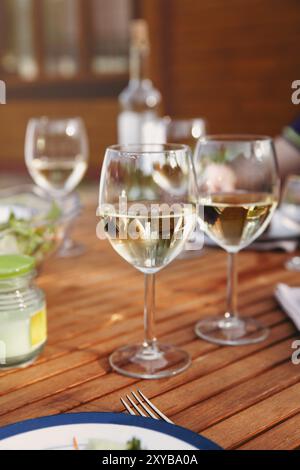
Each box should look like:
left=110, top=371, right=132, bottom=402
left=161, top=0, right=300, bottom=136
left=0, top=203, right=300, bottom=450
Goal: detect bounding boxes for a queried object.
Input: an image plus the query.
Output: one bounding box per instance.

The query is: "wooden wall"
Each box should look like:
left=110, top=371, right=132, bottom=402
left=153, top=0, right=300, bottom=135
left=0, top=98, right=118, bottom=178
left=0, top=0, right=300, bottom=176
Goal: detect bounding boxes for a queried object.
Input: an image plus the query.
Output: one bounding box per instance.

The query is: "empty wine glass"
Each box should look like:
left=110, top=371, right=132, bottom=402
left=25, top=117, right=89, bottom=257
left=165, top=118, right=206, bottom=254
left=98, top=144, right=197, bottom=379
left=163, top=117, right=206, bottom=151
left=194, top=135, right=280, bottom=346
left=142, top=117, right=206, bottom=254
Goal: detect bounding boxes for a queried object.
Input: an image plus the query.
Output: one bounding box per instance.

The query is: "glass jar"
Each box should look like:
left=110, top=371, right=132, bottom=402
left=0, top=255, right=47, bottom=369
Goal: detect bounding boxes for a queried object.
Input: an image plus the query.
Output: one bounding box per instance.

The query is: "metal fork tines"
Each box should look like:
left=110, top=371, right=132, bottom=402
left=120, top=389, right=174, bottom=424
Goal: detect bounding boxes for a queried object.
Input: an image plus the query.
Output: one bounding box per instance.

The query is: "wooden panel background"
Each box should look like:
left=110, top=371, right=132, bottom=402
left=0, top=0, right=300, bottom=175
left=158, top=0, right=300, bottom=135
left=0, top=99, right=118, bottom=178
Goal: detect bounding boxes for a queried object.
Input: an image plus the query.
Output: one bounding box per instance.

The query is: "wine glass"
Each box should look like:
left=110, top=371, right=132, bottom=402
left=280, top=175, right=300, bottom=271
left=25, top=117, right=89, bottom=257
left=194, top=135, right=280, bottom=346
left=98, top=144, right=197, bottom=379
left=163, top=117, right=206, bottom=151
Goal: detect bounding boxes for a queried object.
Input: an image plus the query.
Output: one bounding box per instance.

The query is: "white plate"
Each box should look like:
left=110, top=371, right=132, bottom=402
left=0, top=412, right=222, bottom=451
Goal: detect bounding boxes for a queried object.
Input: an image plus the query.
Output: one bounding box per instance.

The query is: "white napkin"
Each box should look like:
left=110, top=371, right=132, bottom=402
left=251, top=240, right=298, bottom=252
left=275, top=283, right=300, bottom=330
left=205, top=237, right=298, bottom=253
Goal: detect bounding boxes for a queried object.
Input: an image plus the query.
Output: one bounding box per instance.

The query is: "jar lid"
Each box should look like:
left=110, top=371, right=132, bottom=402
left=0, top=255, right=35, bottom=279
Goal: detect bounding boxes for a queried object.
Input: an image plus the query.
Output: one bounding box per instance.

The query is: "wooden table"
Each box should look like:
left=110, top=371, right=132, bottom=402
left=1, top=204, right=300, bottom=450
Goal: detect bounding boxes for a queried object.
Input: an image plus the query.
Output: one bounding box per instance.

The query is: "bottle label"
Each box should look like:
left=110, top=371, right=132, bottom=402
left=30, top=305, right=47, bottom=348
left=118, top=111, right=160, bottom=145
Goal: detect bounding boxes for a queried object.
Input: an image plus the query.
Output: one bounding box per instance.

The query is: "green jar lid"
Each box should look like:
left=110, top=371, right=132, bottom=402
left=0, top=255, right=36, bottom=279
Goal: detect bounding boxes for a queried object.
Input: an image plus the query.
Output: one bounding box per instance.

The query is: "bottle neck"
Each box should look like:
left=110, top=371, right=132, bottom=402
left=129, top=46, right=150, bottom=84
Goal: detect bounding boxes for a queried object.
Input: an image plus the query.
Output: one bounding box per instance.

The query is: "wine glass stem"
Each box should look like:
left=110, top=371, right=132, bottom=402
left=143, top=273, right=157, bottom=350
left=226, top=252, right=238, bottom=319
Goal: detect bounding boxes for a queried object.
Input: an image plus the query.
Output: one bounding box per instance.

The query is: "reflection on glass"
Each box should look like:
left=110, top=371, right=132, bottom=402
left=42, top=0, right=80, bottom=77
left=91, top=0, right=132, bottom=74
left=1, top=0, right=38, bottom=80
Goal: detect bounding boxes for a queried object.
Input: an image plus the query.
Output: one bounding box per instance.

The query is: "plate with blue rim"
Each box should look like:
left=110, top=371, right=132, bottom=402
left=0, top=412, right=222, bottom=450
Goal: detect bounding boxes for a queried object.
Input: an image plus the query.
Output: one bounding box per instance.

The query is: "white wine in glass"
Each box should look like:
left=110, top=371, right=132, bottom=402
left=201, top=192, right=277, bottom=252
left=28, top=157, right=88, bottom=195
left=98, top=144, right=197, bottom=379
left=100, top=202, right=195, bottom=272
left=194, top=135, right=280, bottom=346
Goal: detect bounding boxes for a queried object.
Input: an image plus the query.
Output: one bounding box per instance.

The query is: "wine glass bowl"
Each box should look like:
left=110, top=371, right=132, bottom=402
left=194, top=135, right=280, bottom=346
left=25, top=117, right=89, bottom=257
left=98, top=144, right=197, bottom=379
left=25, top=117, right=88, bottom=197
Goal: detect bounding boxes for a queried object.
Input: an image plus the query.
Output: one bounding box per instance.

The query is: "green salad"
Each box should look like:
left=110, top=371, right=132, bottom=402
left=85, top=437, right=142, bottom=450
left=0, top=203, right=62, bottom=263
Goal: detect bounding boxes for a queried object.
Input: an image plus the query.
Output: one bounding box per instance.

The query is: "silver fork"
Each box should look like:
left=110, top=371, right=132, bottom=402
left=120, top=389, right=174, bottom=425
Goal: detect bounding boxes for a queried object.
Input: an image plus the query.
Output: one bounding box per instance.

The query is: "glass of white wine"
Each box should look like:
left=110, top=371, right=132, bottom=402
left=98, top=144, right=197, bottom=379
left=194, top=135, right=280, bottom=346
left=25, top=117, right=89, bottom=257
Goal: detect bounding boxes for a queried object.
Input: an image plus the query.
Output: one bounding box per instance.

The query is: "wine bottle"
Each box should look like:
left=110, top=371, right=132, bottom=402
left=117, top=20, right=162, bottom=145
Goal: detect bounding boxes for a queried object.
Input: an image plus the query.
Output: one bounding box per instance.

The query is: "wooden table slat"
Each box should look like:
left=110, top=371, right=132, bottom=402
left=203, top=382, right=300, bottom=449
left=238, top=413, right=300, bottom=450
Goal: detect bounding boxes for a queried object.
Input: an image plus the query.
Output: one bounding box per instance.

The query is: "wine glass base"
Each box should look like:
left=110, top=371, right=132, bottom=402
left=285, top=257, right=300, bottom=272
left=195, top=316, right=269, bottom=346
left=109, top=343, right=191, bottom=379
left=57, top=239, right=86, bottom=258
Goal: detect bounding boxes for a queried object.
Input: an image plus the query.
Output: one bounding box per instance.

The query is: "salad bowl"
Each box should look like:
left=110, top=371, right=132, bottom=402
left=0, top=185, right=81, bottom=266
